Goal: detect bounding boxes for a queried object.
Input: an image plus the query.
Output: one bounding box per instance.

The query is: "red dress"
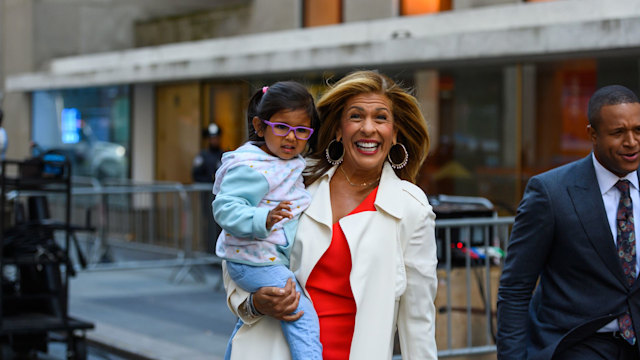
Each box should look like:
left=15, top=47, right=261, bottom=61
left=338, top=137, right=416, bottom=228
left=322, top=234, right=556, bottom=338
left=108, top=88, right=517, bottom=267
left=306, top=187, right=378, bottom=360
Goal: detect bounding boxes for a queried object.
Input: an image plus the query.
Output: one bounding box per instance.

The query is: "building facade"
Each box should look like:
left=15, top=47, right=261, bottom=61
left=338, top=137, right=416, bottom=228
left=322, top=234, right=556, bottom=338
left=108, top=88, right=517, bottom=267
left=3, top=0, right=640, bottom=213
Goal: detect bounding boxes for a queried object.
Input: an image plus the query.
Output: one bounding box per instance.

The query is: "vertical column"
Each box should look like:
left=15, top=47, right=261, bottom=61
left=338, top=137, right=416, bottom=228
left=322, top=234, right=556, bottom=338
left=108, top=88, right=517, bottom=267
left=3, top=0, right=34, bottom=160
left=0, top=0, right=4, bottom=104
left=415, top=69, right=439, bottom=152
left=132, top=84, right=155, bottom=182
left=502, top=66, right=518, bottom=169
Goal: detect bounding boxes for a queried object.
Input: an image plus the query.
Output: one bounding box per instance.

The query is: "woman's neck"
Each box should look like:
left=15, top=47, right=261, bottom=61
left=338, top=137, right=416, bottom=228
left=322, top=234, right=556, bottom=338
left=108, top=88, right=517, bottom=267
left=338, top=163, right=382, bottom=187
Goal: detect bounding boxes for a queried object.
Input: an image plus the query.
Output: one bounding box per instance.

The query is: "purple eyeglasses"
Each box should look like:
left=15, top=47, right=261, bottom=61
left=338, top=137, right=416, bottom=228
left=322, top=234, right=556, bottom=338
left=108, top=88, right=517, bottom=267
left=262, top=120, right=314, bottom=140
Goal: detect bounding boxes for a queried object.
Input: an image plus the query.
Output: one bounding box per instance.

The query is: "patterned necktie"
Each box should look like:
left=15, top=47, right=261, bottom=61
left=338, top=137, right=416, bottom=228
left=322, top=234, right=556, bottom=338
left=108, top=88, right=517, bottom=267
left=615, top=179, right=637, bottom=345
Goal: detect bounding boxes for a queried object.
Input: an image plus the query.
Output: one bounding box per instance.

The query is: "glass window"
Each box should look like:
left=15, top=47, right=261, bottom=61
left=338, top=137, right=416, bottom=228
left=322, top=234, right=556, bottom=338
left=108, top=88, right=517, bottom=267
left=418, top=57, right=640, bottom=215
left=527, top=59, right=596, bottom=175
left=526, top=57, right=640, bottom=174
left=401, top=0, right=452, bottom=15
left=304, top=0, right=341, bottom=27
left=418, top=66, right=520, bottom=213
left=32, top=86, right=131, bottom=180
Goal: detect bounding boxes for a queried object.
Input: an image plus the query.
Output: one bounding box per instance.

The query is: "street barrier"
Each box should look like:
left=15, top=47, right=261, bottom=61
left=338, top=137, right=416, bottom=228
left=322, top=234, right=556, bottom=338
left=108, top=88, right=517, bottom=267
left=434, top=216, right=513, bottom=359
left=9, top=179, right=220, bottom=283
left=391, top=216, right=514, bottom=359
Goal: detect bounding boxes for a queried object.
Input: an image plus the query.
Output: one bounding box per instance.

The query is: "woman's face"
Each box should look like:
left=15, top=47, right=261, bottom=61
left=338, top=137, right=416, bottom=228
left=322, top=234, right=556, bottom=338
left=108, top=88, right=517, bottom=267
left=337, top=92, right=398, bottom=175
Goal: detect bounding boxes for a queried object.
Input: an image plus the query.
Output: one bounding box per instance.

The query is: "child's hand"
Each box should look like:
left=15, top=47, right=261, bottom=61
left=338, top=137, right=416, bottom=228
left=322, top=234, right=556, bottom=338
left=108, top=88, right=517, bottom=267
left=266, top=201, right=293, bottom=229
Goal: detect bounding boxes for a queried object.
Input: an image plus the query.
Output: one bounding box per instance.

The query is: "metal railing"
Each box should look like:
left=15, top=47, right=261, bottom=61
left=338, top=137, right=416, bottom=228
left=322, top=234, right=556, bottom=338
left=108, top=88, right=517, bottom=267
left=436, top=216, right=513, bottom=359
left=8, top=179, right=221, bottom=283
left=390, top=216, right=513, bottom=359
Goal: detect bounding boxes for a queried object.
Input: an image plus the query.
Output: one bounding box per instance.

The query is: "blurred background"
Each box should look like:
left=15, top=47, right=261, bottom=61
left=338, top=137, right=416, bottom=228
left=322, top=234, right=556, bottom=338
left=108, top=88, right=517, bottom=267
left=3, top=0, right=639, bottom=214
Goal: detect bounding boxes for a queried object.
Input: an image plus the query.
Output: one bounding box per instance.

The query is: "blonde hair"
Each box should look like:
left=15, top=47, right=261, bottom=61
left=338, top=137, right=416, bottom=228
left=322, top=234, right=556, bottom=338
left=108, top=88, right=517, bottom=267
left=305, top=70, right=430, bottom=185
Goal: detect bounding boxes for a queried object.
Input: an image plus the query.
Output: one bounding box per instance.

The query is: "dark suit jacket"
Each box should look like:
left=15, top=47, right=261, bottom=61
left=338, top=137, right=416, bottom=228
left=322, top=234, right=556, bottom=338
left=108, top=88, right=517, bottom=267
left=497, top=155, right=640, bottom=360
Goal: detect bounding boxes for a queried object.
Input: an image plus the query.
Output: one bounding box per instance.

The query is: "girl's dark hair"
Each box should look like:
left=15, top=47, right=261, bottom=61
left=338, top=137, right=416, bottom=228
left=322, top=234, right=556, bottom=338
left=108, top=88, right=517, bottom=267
left=247, top=81, right=320, bottom=154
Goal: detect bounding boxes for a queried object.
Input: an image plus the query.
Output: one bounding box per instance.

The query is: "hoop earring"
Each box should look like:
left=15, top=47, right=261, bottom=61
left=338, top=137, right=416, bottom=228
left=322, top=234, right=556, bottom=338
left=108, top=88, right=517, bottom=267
left=388, top=143, right=409, bottom=170
left=325, top=139, right=344, bottom=166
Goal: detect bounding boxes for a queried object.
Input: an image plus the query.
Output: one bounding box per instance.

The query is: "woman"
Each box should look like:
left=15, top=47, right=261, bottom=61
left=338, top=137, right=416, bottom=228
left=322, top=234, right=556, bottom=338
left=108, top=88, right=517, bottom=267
left=223, top=70, right=438, bottom=359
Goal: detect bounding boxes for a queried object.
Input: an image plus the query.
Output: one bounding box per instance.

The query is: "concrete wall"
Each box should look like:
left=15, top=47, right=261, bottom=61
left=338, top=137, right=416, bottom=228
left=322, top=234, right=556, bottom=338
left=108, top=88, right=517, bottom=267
left=454, top=0, right=519, bottom=9
left=135, top=0, right=300, bottom=47
left=344, top=0, right=394, bottom=22
left=12, top=0, right=640, bottom=91
left=31, top=0, right=242, bottom=70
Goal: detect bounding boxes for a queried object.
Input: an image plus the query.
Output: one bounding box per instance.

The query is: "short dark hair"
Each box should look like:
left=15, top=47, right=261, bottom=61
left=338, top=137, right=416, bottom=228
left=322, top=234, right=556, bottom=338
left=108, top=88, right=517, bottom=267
left=588, top=85, right=639, bottom=128
left=246, top=81, right=320, bottom=154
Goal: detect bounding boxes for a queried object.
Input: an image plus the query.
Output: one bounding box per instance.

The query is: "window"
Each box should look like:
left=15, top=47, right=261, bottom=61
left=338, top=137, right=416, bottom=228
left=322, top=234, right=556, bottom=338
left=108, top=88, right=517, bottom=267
left=304, top=0, right=341, bottom=27
left=529, top=58, right=640, bottom=173
left=419, top=67, right=510, bottom=209
left=400, top=0, right=452, bottom=16
left=32, top=86, right=131, bottom=180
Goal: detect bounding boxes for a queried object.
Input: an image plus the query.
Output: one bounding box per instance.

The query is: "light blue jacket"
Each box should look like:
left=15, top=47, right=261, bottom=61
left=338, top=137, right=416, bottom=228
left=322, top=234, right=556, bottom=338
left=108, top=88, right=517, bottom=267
left=212, top=142, right=311, bottom=266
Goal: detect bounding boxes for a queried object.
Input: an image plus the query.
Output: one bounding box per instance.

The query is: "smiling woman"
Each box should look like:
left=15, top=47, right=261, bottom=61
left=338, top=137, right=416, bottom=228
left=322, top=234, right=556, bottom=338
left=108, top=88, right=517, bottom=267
left=223, top=70, right=438, bottom=360
left=335, top=93, right=397, bottom=188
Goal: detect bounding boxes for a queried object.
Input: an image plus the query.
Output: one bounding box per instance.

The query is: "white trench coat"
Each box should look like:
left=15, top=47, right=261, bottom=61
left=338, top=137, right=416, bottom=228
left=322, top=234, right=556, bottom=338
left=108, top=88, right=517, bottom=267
left=224, top=163, right=438, bottom=359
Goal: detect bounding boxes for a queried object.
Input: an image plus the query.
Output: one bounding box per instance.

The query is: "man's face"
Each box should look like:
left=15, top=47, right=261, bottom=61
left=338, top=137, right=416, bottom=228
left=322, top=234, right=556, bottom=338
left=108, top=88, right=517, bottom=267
left=208, top=135, right=220, bottom=150
left=589, top=102, right=640, bottom=177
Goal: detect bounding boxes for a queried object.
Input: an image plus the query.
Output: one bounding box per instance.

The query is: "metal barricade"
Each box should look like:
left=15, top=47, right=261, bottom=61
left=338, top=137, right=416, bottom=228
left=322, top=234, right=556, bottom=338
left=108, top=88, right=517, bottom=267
left=436, top=216, right=513, bottom=359
left=389, top=216, right=513, bottom=360
left=15, top=179, right=221, bottom=283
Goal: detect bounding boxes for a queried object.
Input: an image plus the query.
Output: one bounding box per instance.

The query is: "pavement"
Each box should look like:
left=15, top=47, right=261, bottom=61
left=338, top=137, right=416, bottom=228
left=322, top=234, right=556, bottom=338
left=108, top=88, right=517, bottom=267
left=67, top=265, right=237, bottom=360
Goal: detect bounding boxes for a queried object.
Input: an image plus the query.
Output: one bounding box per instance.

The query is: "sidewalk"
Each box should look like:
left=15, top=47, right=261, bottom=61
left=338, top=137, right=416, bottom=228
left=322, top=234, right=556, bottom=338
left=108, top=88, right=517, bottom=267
left=68, top=266, right=237, bottom=360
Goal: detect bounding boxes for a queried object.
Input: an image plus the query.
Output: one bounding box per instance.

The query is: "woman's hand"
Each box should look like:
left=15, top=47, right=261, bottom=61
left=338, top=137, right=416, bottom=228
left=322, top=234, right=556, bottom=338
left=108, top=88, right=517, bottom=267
left=253, top=278, right=303, bottom=322
left=266, top=201, right=293, bottom=229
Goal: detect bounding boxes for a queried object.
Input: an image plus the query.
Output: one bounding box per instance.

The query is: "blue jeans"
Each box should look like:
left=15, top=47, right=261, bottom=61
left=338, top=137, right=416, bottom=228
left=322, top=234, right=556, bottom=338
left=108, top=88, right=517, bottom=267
left=224, top=262, right=322, bottom=360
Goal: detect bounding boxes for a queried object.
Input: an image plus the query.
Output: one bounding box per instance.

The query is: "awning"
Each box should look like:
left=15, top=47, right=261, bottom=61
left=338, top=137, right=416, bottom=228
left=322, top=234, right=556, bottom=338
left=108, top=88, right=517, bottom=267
left=6, top=0, right=640, bottom=91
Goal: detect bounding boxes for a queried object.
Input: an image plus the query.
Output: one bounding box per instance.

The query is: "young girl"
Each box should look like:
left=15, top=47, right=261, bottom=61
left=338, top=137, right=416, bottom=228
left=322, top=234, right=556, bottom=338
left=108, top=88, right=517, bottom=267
left=213, top=81, right=322, bottom=360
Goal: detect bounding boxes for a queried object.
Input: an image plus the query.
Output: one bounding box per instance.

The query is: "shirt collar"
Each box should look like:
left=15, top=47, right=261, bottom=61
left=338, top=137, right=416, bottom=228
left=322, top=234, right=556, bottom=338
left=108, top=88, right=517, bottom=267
left=592, top=153, right=639, bottom=195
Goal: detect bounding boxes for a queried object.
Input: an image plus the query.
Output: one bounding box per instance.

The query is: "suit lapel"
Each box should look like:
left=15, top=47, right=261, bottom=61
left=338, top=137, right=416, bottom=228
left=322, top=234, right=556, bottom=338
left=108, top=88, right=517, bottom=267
left=568, top=156, right=627, bottom=287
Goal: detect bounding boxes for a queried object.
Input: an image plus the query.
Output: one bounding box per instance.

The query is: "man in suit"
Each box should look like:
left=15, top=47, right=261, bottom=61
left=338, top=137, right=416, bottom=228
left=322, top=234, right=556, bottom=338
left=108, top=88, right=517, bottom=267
left=497, top=85, right=640, bottom=360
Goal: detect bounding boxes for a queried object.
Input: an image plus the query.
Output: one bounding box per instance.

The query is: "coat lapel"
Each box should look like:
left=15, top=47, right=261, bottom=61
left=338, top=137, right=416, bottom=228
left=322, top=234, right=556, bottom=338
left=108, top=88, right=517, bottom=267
left=372, top=163, right=405, bottom=220
left=301, top=167, right=336, bottom=230
left=568, top=156, right=627, bottom=287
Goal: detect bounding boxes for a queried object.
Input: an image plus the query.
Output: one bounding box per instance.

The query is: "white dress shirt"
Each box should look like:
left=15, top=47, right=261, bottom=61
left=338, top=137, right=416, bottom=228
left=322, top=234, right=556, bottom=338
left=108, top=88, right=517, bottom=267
left=593, top=154, right=640, bottom=332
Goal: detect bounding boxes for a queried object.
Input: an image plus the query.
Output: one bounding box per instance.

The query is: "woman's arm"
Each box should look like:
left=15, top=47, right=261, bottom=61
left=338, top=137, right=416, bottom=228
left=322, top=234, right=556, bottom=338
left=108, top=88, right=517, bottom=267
left=253, top=279, right=303, bottom=321
left=397, top=200, right=438, bottom=360
left=223, top=261, right=302, bottom=323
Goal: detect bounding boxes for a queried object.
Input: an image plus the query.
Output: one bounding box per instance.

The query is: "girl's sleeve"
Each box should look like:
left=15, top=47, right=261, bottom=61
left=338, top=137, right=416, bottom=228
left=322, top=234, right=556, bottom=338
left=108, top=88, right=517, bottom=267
left=397, top=199, right=438, bottom=360
left=213, top=165, right=271, bottom=240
